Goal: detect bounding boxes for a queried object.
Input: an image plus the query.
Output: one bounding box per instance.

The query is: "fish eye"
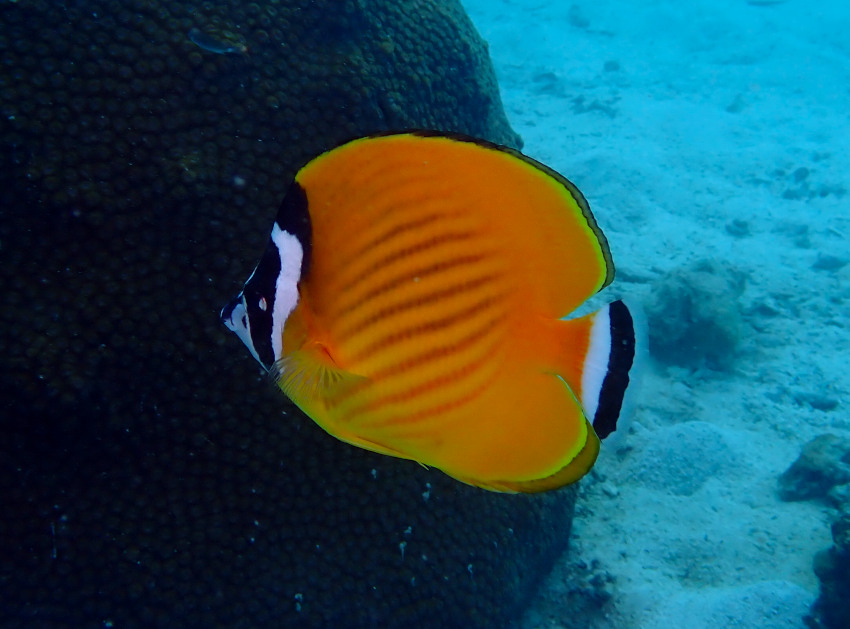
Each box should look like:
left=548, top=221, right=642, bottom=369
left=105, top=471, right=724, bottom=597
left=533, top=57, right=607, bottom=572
left=258, top=297, right=267, bottom=312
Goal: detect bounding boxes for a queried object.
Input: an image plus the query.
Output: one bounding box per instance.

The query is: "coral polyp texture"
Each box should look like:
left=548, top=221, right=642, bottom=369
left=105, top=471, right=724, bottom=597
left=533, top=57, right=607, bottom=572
left=0, top=1, right=570, bottom=628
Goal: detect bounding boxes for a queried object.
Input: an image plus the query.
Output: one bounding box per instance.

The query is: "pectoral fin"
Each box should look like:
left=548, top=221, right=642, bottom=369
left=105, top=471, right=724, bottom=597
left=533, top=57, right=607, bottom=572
left=273, top=342, right=367, bottom=407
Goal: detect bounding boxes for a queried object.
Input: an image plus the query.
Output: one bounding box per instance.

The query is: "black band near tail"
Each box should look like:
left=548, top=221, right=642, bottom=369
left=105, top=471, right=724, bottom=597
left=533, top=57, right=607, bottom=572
left=592, top=300, right=636, bottom=439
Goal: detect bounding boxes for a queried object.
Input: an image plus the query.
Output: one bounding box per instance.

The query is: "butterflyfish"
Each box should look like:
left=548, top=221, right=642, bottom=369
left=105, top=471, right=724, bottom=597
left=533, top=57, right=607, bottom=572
left=221, top=131, right=638, bottom=493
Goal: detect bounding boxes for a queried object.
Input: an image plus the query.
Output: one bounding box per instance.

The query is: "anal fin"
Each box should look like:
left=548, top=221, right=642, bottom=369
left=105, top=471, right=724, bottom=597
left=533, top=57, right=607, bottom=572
left=472, top=420, right=601, bottom=493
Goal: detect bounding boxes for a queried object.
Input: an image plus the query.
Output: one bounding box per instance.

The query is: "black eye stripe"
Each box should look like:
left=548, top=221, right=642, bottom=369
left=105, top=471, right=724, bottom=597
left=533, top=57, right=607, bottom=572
left=240, top=241, right=282, bottom=370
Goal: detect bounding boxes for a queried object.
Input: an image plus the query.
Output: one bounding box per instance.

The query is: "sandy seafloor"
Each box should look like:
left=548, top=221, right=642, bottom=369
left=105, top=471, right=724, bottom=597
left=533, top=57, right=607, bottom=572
left=461, top=1, right=850, bottom=627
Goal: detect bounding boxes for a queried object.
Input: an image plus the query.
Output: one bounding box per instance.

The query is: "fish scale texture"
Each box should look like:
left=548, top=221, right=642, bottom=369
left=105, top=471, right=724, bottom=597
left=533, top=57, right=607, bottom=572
left=0, top=1, right=572, bottom=628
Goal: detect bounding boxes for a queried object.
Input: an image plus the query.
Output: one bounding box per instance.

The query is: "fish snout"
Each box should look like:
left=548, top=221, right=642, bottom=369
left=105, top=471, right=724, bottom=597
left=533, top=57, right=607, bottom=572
left=220, top=294, right=246, bottom=333
left=220, top=293, right=266, bottom=366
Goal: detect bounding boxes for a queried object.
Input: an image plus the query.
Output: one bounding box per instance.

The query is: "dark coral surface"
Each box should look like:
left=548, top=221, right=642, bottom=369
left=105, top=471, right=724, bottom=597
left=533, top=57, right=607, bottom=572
left=807, top=515, right=850, bottom=629
left=0, top=1, right=572, bottom=628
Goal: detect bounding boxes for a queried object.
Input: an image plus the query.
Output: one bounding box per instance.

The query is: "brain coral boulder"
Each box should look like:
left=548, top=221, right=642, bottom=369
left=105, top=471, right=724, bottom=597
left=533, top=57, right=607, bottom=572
left=0, top=2, right=572, bottom=629
left=808, top=515, right=850, bottom=629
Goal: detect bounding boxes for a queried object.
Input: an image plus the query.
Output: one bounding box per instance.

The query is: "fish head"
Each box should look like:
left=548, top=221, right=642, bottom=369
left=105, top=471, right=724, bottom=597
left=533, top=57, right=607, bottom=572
left=221, top=223, right=305, bottom=371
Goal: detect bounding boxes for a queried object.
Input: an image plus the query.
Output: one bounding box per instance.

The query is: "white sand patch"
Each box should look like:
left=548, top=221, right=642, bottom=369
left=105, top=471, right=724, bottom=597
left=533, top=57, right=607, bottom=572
left=464, top=0, right=850, bottom=626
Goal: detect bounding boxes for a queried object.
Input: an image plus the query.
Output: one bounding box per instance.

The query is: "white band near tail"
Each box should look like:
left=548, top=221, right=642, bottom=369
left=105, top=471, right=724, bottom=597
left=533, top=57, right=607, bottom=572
left=580, top=305, right=612, bottom=421
left=583, top=300, right=637, bottom=440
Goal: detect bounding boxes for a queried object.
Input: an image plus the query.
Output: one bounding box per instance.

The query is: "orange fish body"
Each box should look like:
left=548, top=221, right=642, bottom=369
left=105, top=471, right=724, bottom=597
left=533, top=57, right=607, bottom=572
left=222, top=132, right=636, bottom=493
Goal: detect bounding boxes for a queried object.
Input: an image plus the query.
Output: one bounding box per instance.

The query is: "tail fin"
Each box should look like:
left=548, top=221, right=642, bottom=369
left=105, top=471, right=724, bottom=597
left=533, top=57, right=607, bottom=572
left=558, top=300, right=638, bottom=440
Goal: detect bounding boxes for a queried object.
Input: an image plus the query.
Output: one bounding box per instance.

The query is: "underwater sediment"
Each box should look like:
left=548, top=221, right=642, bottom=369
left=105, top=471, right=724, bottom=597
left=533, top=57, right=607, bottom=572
left=0, top=1, right=573, bottom=628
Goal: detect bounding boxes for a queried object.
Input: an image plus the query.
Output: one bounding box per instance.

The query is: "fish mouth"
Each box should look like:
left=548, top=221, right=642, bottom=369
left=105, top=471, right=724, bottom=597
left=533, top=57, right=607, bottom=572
left=220, top=293, right=265, bottom=366
left=220, top=294, right=244, bottom=331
